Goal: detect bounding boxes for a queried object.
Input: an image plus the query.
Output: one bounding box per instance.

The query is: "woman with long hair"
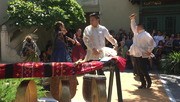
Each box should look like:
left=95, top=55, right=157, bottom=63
left=51, top=21, right=72, bottom=62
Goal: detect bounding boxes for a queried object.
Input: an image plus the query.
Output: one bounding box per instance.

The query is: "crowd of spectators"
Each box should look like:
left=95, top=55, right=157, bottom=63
left=38, top=28, right=179, bottom=70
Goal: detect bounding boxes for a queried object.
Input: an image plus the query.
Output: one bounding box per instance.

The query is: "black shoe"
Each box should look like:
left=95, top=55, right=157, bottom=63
left=134, top=76, right=140, bottom=81
left=147, top=83, right=152, bottom=89
left=133, top=72, right=138, bottom=76
left=138, top=85, right=146, bottom=89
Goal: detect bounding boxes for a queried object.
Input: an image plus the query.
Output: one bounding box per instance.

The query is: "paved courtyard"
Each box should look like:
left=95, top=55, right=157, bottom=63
left=40, top=71, right=171, bottom=102
left=72, top=72, right=169, bottom=102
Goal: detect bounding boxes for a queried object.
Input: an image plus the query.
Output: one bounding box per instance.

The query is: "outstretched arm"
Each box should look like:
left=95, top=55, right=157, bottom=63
left=130, top=14, right=137, bottom=35
left=104, top=28, right=118, bottom=50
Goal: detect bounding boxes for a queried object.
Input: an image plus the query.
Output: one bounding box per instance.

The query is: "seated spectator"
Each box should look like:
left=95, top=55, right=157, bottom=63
left=125, top=36, right=133, bottom=49
left=46, top=45, right=52, bottom=62
left=45, top=40, right=53, bottom=61
left=154, top=40, right=164, bottom=61
left=118, top=41, right=128, bottom=58
left=154, top=31, right=164, bottom=47
left=21, top=35, right=40, bottom=62
left=164, top=35, right=173, bottom=54
left=172, top=34, right=180, bottom=52
left=39, top=51, right=49, bottom=62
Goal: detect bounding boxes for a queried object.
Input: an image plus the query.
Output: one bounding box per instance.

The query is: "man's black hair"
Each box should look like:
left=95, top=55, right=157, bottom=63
left=137, top=23, right=144, bottom=29
left=89, top=13, right=100, bottom=19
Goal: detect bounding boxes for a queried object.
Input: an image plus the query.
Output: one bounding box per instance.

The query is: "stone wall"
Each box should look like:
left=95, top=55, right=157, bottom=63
left=0, top=24, right=53, bottom=63
left=1, top=25, right=22, bottom=63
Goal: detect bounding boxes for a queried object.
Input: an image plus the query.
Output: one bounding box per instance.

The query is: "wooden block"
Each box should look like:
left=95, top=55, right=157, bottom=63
left=83, top=74, right=107, bottom=102
left=50, top=76, right=77, bottom=102
left=15, top=80, right=37, bottom=102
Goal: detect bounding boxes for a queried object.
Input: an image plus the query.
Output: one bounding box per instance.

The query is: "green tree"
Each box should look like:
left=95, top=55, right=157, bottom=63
left=7, top=0, right=86, bottom=29
left=2, top=1, right=86, bottom=101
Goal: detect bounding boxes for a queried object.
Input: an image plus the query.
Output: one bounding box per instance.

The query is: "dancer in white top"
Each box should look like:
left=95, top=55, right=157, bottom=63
left=129, top=13, right=156, bottom=89
left=83, top=13, right=118, bottom=75
left=83, top=13, right=118, bottom=61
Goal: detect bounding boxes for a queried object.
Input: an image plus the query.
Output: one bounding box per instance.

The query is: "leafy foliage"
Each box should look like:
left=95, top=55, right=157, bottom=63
left=160, top=52, right=180, bottom=74
left=7, top=0, right=86, bottom=28
left=0, top=78, right=47, bottom=102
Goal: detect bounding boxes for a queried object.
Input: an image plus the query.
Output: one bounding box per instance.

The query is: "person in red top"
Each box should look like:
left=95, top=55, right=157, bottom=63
left=71, top=28, right=86, bottom=62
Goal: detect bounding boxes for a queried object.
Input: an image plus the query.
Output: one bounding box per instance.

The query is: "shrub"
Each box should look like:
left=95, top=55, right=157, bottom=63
left=160, top=52, right=180, bottom=75
left=0, top=78, right=47, bottom=102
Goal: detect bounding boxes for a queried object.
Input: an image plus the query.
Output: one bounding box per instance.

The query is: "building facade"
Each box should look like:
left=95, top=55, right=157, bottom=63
left=140, top=0, right=180, bottom=34
left=77, top=0, right=139, bottom=33
left=78, top=0, right=180, bottom=34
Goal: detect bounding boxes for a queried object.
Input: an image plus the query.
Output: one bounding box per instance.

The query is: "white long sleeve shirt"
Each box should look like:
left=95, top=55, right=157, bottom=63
left=129, top=19, right=156, bottom=58
left=83, top=25, right=118, bottom=61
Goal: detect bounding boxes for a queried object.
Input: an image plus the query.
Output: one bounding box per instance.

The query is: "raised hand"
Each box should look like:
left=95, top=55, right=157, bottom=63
left=129, top=13, right=136, bottom=20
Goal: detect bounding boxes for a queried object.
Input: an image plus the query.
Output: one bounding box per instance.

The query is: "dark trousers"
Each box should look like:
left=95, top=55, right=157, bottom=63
left=134, top=57, right=152, bottom=86
left=130, top=56, right=138, bottom=75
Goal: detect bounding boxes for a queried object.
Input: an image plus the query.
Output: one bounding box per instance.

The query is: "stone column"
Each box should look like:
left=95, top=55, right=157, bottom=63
left=1, top=25, right=9, bottom=62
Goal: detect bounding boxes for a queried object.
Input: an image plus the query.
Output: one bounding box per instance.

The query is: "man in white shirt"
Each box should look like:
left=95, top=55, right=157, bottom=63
left=129, top=14, right=156, bottom=89
left=83, top=13, right=118, bottom=75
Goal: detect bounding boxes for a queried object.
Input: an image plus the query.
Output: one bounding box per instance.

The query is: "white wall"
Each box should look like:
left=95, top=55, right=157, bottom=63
left=76, top=0, right=100, bottom=12
left=99, top=0, right=139, bottom=33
